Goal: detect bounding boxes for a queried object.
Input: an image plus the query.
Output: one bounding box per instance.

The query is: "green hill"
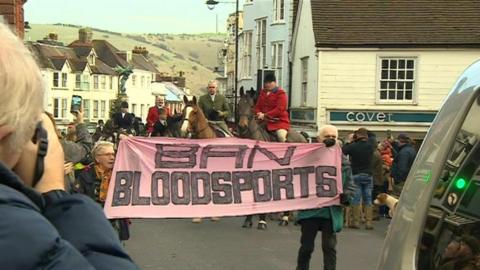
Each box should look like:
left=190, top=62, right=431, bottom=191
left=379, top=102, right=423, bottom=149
left=27, top=24, right=227, bottom=96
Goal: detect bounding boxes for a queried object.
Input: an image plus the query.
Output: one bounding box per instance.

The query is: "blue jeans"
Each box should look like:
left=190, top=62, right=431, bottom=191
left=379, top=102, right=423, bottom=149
left=352, top=173, right=373, bottom=206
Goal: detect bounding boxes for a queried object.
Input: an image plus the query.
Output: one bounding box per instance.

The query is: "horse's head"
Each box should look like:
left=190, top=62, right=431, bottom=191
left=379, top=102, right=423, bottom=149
left=180, top=95, right=194, bottom=136
left=237, top=88, right=256, bottom=129
left=180, top=95, right=208, bottom=137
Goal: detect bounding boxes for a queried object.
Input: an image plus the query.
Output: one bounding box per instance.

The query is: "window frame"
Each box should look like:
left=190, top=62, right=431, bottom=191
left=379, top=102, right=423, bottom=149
left=271, top=42, right=284, bottom=87
left=273, top=0, right=285, bottom=23
left=75, top=73, right=81, bottom=89
left=82, top=74, right=90, bottom=90
left=132, top=75, right=137, bottom=86
left=300, top=57, right=309, bottom=107
left=93, top=75, right=99, bottom=90
left=242, top=31, right=253, bottom=79
left=93, top=100, right=99, bottom=119
left=83, top=99, right=90, bottom=119
left=255, top=18, right=267, bottom=70
left=100, top=75, right=106, bottom=89
left=376, top=56, right=418, bottom=105
left=53, top=72, right=60, bottom=87
left=61, top=72, right=68, bottom=88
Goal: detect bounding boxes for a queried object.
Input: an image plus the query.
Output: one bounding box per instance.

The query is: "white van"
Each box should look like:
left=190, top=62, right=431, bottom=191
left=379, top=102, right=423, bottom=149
left=377, top=60, right=480, bottom=269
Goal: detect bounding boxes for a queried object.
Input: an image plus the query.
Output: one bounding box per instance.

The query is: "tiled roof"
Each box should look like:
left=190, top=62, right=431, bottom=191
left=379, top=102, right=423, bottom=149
left=311, top=0, right=480, bottom=47
left=68, top=59, right=88, bottom=73
left=131, top=53, right=158, bottom=73
left=71, top=46, right=92, bottom=58
left=90, top=40, right=129, bottom=68
left=50, top=58, right=67, bottom=70
left=69, top=39, right=159, bottom=74
left=90, top=58, right=117, bottom=75
left=28, top=42, right=116, bottom=74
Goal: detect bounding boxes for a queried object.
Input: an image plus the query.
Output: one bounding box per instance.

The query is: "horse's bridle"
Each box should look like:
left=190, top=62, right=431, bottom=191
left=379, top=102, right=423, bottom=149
left=181, top=105, right=211, bottom=136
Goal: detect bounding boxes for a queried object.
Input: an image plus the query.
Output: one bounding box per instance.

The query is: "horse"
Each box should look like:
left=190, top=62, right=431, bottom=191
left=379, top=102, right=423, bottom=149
left=179, top=95, right=229, bottom=223
left=151, top=113, right=184, bottom=138
left=180, top=95, right=230, bottom=139
left=237, top=88, right=307, bottom=230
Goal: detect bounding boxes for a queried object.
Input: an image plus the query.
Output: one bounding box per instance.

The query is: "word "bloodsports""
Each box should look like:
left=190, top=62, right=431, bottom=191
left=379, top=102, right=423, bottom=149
left=111, top=144, right=338, bottom=207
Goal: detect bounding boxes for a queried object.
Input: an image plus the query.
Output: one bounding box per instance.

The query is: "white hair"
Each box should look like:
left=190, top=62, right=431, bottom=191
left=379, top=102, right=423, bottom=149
left=92, top=141, right=115, bottom=162
left=0, top=22, right=44, bottom=152
left=207, top=80, right=218, bottom=87
left=317, top=125, right=338, bottom=140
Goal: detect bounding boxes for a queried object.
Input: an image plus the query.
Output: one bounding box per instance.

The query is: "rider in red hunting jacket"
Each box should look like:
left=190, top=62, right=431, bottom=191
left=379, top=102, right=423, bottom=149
left=255, top=73, right=290, bottom=142
left=146, top=95, right=171, bottom=135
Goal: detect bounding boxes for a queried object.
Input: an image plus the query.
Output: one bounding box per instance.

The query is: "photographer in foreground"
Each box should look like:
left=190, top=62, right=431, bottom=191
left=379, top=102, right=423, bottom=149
left=0, top=22, right=139, bottom=269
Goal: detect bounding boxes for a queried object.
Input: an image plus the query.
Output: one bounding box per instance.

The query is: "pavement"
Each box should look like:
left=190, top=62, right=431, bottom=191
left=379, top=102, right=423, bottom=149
left=125, top=216, right=390, bottom=270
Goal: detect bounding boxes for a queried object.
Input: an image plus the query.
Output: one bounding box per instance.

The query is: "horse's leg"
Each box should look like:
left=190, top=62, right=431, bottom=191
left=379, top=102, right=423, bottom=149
left=258, top=213, right=267, bottom=230
left=279, top=211, right=290, bottom=226
left=242, top=215, right=253, bottom=228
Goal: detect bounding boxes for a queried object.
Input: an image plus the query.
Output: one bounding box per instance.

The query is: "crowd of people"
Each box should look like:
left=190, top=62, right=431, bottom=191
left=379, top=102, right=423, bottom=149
left=3, top=19, right=478, bottom=270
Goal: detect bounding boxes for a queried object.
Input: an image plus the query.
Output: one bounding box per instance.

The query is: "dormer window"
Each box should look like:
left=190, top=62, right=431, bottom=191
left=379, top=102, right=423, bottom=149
left=88, top=52, right=95, bottom=66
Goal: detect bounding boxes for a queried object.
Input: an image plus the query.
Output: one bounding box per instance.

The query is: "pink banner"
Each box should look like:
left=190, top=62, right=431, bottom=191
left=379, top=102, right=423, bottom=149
left=104, top=137, right=343, bottom=219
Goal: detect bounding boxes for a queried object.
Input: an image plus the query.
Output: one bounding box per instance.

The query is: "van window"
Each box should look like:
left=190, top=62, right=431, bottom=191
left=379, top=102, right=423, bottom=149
left=418, top=95, right=480, bottom=269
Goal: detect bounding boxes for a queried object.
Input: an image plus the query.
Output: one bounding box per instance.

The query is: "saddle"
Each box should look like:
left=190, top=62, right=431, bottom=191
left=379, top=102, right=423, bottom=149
left=208, top=121, right=233, bottom=137
left=266, top=130, right=279, bottom=142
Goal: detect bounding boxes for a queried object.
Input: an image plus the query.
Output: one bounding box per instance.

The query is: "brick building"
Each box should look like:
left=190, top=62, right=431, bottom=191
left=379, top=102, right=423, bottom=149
left=0, top=0, right=27, bottom=39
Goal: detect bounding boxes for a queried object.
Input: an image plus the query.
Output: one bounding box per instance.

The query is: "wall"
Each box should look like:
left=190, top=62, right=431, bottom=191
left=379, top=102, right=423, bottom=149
left=238, top=0, right=294, bottom=92
left=316, top=49, right=480, bottom=135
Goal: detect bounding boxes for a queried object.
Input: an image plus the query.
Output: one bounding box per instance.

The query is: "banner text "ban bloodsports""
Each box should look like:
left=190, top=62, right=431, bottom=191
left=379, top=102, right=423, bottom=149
left=111, top=144, right=338, bottom=207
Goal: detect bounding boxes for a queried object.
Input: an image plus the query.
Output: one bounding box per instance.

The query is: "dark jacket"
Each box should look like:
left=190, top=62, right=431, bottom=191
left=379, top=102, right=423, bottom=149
left=0, top=162, right=139, bottom=270
left=146, top=106, right=172, bottom=133
left=391, top=143, right=416, bottom=183
left=372, top=150, right=385, bottom=186
left=112, top=112, right=135, bottom=132
left=75, top=166, right=100, bottom=203
left=342, top=139, right=374, bottom=175
left=198, top=93, right=231, bottom=121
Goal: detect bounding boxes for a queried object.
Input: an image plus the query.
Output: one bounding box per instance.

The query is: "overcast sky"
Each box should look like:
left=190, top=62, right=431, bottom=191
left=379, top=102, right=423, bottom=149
left=25, top=0, right=245, bottom=34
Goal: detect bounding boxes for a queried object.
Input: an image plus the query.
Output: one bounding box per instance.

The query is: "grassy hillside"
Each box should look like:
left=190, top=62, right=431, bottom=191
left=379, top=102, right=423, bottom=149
left=27, top=24, right=227, bottom=96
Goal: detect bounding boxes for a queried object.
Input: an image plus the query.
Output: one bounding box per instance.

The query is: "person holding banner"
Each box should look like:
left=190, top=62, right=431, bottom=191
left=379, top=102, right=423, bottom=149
left=0, top=22, right=139, bottom=270
left=296, top=125, right=355, bottom=270
left=76, top=141, right=131, bottom=241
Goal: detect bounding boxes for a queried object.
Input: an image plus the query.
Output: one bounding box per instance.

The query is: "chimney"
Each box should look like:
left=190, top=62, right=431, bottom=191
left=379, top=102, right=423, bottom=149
left=78, top=28, right=92, bottom=44
left=47, top=32, right=58, bottom=41
left=133, top=46, right=149, bottom=58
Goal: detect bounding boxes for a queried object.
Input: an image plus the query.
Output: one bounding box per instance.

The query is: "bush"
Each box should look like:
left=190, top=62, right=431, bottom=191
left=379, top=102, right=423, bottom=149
left=174, top=53, right=185, bottom=60
left=154, top=43, right=172, bottom=53
left=188, top=51, right=199, bottom=59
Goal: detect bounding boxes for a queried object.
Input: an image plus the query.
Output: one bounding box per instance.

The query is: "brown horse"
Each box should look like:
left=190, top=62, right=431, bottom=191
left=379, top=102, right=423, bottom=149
left=237, top=88, right=306, bottom=229
left=180, top=95, right=223, bottom=223
left=180, top=96, right=216, bottom=139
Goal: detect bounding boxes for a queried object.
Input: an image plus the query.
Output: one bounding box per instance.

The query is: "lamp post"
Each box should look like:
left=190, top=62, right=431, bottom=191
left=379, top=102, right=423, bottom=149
left=205, top=0, right=239, bottom=122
